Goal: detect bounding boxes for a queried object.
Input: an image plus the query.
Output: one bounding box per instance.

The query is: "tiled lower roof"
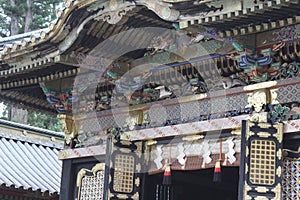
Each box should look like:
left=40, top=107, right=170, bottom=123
left=0, top=124, right=62, bottom=194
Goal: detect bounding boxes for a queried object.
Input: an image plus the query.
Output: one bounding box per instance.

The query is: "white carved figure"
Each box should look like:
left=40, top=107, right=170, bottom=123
left=155, top=85, right=172, bottom=99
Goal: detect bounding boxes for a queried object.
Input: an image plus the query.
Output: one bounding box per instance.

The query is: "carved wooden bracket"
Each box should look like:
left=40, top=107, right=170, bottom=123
left=136, top=0, right=180, bottom=21
left=58, top=114, right=79, bottom=145
left=93, top=0, right=136, bottom=25
left=90, top=0, right=180, bottom=24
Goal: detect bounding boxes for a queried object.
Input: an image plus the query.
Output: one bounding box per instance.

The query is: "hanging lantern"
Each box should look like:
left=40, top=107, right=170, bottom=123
left=163, top=164, right=172, bottom=185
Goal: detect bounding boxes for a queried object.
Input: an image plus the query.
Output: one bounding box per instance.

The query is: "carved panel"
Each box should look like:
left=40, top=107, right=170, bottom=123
left=239, top=121, right=283, bottom=200
left=106, top=137, right=144, bottom=200
left=77, top=163, right=106, bottom=200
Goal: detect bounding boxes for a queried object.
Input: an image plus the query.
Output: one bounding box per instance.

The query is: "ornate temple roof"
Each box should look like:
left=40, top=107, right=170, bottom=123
left=0, top=119, right=63, bottom=195
left=0, top=0, right=299, bottom=115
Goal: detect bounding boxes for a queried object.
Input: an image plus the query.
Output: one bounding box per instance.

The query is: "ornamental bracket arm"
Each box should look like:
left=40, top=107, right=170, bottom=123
left=58, top=114, right=79, bottom=146
left=135, top=0, right=180, bottom=21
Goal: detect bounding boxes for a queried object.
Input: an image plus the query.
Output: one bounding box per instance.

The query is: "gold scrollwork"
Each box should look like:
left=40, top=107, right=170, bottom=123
left=231, top=128, right=241, bottom=135
left=59, top=150, right=71, bottom=159
left=257, top=123, right=271, bottom=129
left=257, top=132, right=271, bottom=138
left=247, top=90, right=267, bottom=113
left=132, top=192, right=139, bottom=200
left=182, top=134, right=204, bottom=141
left=77, top=163, right=105, bottom=199
left=277, top=150, right=282, bottom=160
left=146, top=140, right=157, bottom=146
left=254, top=197, right=268, bottom=200
left=58, top=114, right=79, bottom=145
left=136, top=163, right=141, bottom=173
left=276, top=166, right=282, bottom=177
left=255, top=187, right=269, bottom=193
left=135, top=177, right=140, bottom=187
left=249, top=113, right=267, bottom=123
left=271, top=183, right=282, bottom=200
left=117, top=194, right=128, bottom=199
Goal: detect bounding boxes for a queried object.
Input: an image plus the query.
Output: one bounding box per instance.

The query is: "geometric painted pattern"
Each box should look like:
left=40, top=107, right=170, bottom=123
left=97, top=115, right=117, bottom=130
left=77, top=164, right=106, bottom=200
left=165, top=104, right=181, bottom=121
left=277, top=84, right=300, bottom=104
left=199, top=99, right=211, bottom=115
left=148, top=104, right=168, bottom=126
left=79, top=171, right=105, bottom=200
left=96, top=93, right=249, bottom=131
left=282, top=158, right=300, bottom=200
left=180, top=101, right=201, bottom=121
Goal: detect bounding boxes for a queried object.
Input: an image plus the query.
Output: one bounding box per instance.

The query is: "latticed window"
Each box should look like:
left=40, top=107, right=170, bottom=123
left=249, top=140, right=276, bottom=185
left=77, top=163, right=106, bottom=200
left=113, top=154, right=135, bottom=193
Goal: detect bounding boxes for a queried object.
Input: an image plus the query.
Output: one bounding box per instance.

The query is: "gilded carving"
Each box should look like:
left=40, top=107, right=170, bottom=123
left=76, top=169, right=86, bottom=187
left=132, top=192, right=139, bottom=200
left=258, top=123, right=271, bottom=129
left=244, top=182, right=251, bottom=199
left=257, top=132, right=271, bottom=138
left=76, top=163, right=105, bottom=200
left=182, top=135, right=204, bottom=141
left=254, top=197, right=268, bottom=200
left=247, top=90, right=267, bottom=113
left=119, top=148, right=131, bottom=153
left=136, top=163, right=141, bottom=172
left=231, top=128, right=241, bottom=135
left=249, top=131, right=255, bottom=137
left=59, top=150, right=71, bottom=159
left=146, top=140, right=157, bottom=146
left=135, top=177, right=140, bottom=187
left=120, top=140, right=132, bottom=146
left=277, top=150, right=282, bottom=160
left=255, top=187, right=268, bottom=193
left=271, top=184, right=282, bottom=200
left=276, top=166, right=282, bottom=177
left=121, top=132, right=133, bottom=141
left=249, top=113, right=267, bottom=123
left=136, top=141, right=143, bottom=152
left=58, top=114, right=79, bottom=145
left=117, top=194, right=128, bottom=199
left=242, top=121, right=283, bottom=200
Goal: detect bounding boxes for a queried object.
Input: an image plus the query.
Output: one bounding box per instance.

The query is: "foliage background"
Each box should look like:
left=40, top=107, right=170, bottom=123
left=0, top=0, right=63, bottom=132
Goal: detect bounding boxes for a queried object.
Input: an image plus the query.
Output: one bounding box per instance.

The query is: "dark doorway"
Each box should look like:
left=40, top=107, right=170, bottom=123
left=144, top=167, right=239, bottom=200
